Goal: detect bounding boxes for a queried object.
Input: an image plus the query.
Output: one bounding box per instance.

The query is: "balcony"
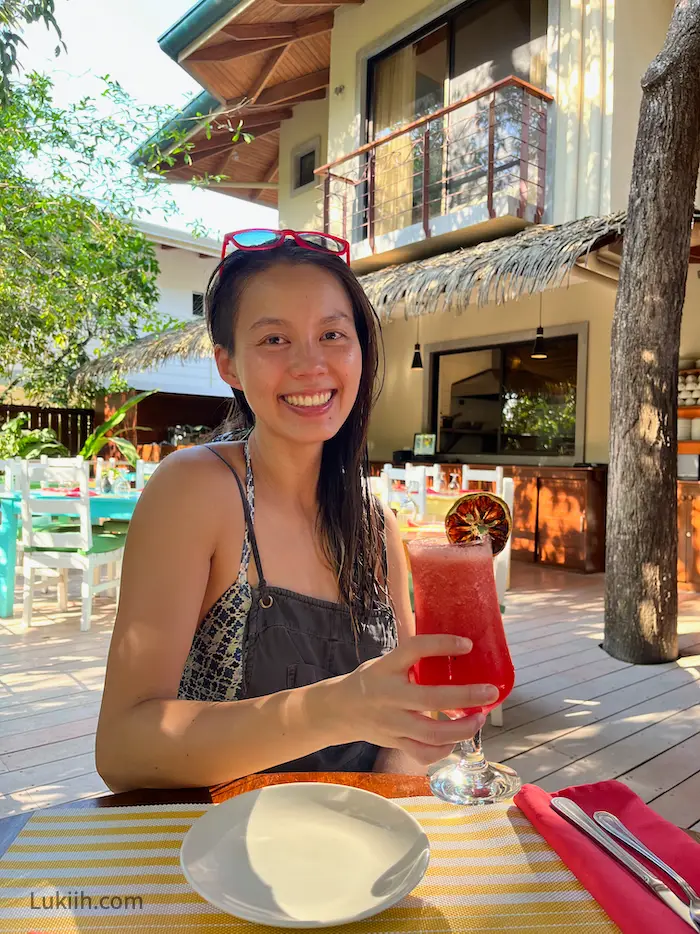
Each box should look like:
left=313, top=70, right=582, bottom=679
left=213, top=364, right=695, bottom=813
left=315, top=77, right=553, bottom=272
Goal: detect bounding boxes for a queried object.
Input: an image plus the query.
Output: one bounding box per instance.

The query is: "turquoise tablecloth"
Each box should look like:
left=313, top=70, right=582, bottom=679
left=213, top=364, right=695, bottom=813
left=0, top=490, right=140, bottom=617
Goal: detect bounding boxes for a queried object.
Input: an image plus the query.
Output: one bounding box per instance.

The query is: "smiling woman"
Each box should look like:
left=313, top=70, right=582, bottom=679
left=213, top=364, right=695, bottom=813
left=95, top=232, right=496, bottom=792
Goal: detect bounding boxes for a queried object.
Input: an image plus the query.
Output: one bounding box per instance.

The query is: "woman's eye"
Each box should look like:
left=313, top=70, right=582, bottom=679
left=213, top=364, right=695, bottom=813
left=262, top=335, right=286, bottom=345
left=322, top=330, right=345, bottom=341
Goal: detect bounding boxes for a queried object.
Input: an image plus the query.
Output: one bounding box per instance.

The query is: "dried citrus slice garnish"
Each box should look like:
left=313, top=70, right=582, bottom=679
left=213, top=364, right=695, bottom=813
left=445, top=490, right=512, bottom=556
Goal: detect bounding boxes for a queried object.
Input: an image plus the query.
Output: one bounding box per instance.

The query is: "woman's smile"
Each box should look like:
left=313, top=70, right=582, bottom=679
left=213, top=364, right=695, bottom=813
left=280, top=389, right=338, bottom=416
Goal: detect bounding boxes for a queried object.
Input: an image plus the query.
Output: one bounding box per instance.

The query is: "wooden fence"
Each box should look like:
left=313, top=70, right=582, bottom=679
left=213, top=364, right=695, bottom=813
left=0, top=405, right=95, bottom=455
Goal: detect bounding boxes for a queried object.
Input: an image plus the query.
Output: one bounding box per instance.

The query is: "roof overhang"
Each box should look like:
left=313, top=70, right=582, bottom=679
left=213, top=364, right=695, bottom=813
left=158, top=0, right=247, bottom=64
left=135, top=220, right=221, bottom=257
left=134, top=1, right=364, bottom=208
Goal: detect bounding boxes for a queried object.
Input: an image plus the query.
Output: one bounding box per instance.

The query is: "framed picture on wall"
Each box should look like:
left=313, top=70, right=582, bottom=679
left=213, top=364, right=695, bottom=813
left=413, top=433, right=437, bottom=457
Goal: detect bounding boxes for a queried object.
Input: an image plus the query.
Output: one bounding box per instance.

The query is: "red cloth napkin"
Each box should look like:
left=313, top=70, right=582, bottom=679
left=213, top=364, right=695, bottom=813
left=514, top=781, right=700, bottom=934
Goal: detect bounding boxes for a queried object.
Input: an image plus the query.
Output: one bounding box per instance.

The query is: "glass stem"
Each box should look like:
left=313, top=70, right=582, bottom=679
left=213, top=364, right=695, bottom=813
left=457, top=728, right=487, bottom=771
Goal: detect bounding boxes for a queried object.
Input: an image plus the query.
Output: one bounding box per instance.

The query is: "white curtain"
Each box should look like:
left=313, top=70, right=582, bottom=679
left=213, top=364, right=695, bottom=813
left=373, top=46, right=416, bottom=236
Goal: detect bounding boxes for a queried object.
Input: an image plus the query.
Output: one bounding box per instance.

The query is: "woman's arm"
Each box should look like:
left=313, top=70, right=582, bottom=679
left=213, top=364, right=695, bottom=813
left=96, top=455, right=494, bottom=791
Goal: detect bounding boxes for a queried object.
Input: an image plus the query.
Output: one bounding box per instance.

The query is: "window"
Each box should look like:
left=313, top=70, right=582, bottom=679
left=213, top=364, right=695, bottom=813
left=192, top=292, right=204, bottom=317
left=365, top=0, right=548, bottom=232
left=434, top=334, right=578, bottom=459
left=297, top=150, right=316, bottom=189
left=292, top=139, right=320, bottom=193
left=368, top=0, right=547, bottom=132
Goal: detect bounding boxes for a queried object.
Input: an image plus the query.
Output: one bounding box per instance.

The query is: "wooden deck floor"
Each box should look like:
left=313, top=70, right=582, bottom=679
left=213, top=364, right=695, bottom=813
left=0, top=565, right=699, bottom=828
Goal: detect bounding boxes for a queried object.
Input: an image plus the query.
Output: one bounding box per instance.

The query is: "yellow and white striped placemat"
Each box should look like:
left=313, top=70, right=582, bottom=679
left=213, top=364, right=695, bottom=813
left=0, top=798, right=619, bottom=933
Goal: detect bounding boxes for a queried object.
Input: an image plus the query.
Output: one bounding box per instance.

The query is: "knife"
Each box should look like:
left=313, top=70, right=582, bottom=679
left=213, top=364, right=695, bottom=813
left=550, top=797, right=699, bottom=931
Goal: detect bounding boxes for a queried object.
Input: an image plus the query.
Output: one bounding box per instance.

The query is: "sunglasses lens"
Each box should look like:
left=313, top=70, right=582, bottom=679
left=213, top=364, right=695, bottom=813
left=298, top=233, right=345, bottom=253
left=233, top=230, right=280, bottom=248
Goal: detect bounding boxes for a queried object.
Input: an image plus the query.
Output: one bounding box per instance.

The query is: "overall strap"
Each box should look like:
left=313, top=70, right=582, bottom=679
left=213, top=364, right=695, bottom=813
left=205, top=444, right=273, bottom=608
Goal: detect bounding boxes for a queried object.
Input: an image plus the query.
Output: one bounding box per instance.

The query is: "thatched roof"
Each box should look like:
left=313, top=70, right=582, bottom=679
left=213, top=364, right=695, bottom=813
left=76, top=211, right=626, bottom=383
left=363, top=211, right=625, bottom=320
left=78, top=321, right=214, bottom=384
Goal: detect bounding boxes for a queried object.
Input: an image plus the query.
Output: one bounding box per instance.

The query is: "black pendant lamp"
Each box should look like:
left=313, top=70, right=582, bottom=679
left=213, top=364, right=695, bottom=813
left=531, top=294, right=548, bottom=360
left=411, top=316, right=423, bottom=369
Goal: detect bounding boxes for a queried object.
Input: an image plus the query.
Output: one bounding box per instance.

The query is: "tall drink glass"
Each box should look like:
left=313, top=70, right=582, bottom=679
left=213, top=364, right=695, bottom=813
left=407, top=536, right=520, bottom=805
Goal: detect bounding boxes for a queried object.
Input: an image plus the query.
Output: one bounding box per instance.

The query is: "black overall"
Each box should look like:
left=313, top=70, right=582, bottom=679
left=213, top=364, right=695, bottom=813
left=207, top=446, right=397, bottom=773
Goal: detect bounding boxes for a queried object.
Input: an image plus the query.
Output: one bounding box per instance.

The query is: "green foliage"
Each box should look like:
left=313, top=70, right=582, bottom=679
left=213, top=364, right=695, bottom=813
left=0, top=75, right=213, bottom=406
left=502, top=384, right=576, bottom=454
left=78, top=390, right=156, bottom=466
left=0, top=412, right=68, bottom=458
left=0, top=37, right=254, bottom=406
left=0, top=0, right=64, bottom=106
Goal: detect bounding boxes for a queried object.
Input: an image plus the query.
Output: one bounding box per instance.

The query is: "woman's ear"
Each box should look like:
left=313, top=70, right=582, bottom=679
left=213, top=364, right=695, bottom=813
left=214, top=345, right=243, bottom=392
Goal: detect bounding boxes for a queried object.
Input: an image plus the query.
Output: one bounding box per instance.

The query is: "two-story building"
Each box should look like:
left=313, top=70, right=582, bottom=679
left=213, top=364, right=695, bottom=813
left=134, top=0, right=700, bottom=576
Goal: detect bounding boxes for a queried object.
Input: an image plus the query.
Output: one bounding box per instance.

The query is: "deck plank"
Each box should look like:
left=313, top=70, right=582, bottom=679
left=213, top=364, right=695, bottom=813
left=649, top=772, right=700, bottom=828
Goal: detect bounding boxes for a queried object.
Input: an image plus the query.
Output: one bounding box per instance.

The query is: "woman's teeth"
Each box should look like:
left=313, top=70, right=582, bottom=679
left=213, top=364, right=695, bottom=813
left=283, top=392, right=333, bottom=408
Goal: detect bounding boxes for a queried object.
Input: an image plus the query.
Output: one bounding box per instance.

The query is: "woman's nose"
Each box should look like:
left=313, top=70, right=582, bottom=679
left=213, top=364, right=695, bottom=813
left=288, top=341, right=329, bottom=377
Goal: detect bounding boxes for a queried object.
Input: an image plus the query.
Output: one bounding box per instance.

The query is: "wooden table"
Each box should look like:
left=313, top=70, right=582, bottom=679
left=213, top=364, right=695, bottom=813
left=0, top=770, right=697, bottom=860
left=0, top=771, right=430, bottom=859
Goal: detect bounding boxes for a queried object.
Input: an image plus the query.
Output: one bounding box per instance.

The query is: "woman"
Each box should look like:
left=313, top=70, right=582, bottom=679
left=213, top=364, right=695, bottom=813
left=95, top=229, right=498, bottom=792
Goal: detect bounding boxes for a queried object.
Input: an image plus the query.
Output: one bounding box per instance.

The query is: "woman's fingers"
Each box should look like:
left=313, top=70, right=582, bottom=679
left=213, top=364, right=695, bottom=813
left=387, top=634, right=473, bottom=672
left=400, top=682, right=500, bottom=712
left=396, top=710, right=486, bottom=747
left=398, top=739, right=457, bottom=767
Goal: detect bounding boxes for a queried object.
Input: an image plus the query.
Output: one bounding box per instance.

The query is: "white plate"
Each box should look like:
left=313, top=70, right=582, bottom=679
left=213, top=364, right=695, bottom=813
left=180, top=783, right=431, bottom=928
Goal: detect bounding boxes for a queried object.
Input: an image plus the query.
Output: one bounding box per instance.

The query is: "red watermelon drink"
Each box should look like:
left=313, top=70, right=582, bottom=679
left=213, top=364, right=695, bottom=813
left=406, top=490, right=521, bottom=805
left=408, top=538, right=514, bottom=715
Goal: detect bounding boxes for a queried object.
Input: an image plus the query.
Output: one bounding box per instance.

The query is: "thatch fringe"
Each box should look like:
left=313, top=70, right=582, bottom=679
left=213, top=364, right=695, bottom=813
left=362, top=211, right=626, bottom=320
left=76, top=211, right=626, bottom=382
left=76, top=321, right=212, bottom=383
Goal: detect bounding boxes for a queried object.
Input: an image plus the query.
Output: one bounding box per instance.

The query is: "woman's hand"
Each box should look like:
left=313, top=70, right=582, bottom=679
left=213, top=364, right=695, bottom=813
left=333, top=635, right=499, bottom=766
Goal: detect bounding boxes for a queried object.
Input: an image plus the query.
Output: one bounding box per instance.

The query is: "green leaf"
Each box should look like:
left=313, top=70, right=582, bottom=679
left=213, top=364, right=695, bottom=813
left=79, top=390, right=156, bottom=459
left=107, top=435, right=138, bottom=467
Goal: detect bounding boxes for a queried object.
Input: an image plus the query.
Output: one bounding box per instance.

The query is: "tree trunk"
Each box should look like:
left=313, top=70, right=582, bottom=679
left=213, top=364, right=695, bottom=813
left=604, top=0, right=700, bottom=663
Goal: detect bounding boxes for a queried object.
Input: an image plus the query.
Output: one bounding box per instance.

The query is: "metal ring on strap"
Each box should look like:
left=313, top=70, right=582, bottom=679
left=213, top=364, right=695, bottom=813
left=259, top=594, right=273, bottom=609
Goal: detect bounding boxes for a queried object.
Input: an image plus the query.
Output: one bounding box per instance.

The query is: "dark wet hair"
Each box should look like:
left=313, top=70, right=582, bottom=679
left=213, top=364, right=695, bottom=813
left=205, top=241, right=387, bottom=623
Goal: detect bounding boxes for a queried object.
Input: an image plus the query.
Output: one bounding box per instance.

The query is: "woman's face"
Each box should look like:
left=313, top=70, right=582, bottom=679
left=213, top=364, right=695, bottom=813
left=216, top=262, right=363, bottom=445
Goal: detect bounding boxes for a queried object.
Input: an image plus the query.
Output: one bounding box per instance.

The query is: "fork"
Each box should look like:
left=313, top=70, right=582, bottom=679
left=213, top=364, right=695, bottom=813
left=593, top=810, right=700, bottom=928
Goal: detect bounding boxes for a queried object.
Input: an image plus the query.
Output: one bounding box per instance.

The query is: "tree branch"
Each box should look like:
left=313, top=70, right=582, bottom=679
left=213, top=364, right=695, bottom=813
left=643, top=0, right=700, bottom=88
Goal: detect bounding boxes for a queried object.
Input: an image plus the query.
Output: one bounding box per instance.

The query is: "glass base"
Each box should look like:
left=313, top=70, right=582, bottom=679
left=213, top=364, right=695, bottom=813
left=428, top=758, right=521, bottom=806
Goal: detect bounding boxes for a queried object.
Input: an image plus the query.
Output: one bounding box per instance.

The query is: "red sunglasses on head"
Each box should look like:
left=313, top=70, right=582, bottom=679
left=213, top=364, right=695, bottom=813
left=220, top=228, right=351, bottom=265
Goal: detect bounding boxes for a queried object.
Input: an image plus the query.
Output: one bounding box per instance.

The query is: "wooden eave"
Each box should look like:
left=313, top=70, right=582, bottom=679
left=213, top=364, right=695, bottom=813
left=160, top=0, right=363, bottom=206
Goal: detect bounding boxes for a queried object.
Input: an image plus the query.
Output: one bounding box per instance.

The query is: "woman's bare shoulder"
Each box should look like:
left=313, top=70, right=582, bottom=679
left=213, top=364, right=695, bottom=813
left=127, top=442, right=247, bottom=534
left=148, top=441, right=245, bottom=481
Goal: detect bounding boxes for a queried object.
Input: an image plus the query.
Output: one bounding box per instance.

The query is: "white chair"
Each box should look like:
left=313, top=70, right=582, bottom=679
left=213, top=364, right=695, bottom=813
left=381, top=463, right=428, bottom=519
left=13, top=457, right=84, bottom=579
left=461, top=465, right=504, bottom=495
left=423, top=463, right=443, bottom=492
left=495, top=477, right=514, bottom=605
left=0, top=457, right=23, bottom=491
left=405, top=465, right=428, bottom=519
left=368, top=476, right=384, bottom=501
left=19, top=459, right=125, bottom=631
left=135, top=459, right=159, bottom=490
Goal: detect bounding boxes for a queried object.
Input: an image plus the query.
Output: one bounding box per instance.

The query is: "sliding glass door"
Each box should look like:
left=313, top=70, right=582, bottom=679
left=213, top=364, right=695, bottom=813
left=371, top=25, right=448, bottom=235
left=366, top=0, right=548, bottom=237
